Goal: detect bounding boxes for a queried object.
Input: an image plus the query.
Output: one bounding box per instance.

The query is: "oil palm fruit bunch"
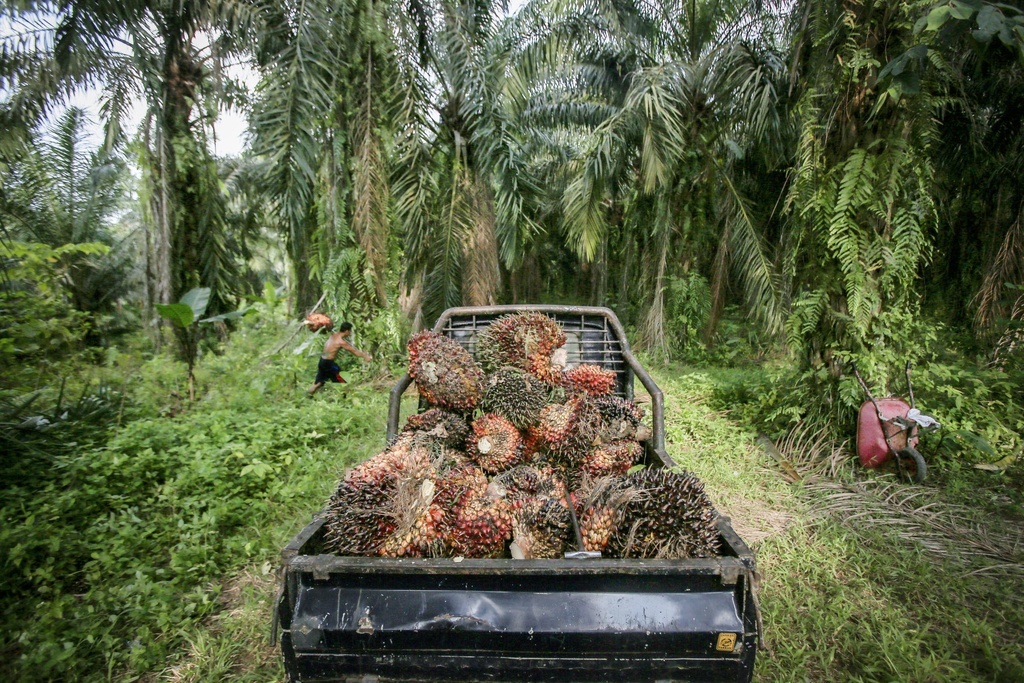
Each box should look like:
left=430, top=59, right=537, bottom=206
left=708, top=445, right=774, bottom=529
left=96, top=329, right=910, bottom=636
left=593, top=396, right=645, bottom=442
left=582, top=439, right=641, bottom=478
left=407, top=331, right=483, bottom=411
left=468, top=413, right=523, bottom=474
left=538, top=395, right=600, bottom=467
left=481, top=367, right=548, bottom=428
left=561, top=364, right=617, bottom=396
left=324, top=479, right=396, bottom=556
left=379, top=478, right=447, bottom=558
left=614, top=469, right=720, bottom=559
left=402, top=408, right=470, bottom=449
left=435, top=464, right=489, bottom=522
left=476, top=313, right=567, bottom=382
left=305, top=313, right=333, bottom=332
left=451, top=496, right=513, bottom=558
left=491, top=465, right=566, bottom=502
left=511, top=496, right=573, bottom=559
left=576, top=476, right=637, bottom=554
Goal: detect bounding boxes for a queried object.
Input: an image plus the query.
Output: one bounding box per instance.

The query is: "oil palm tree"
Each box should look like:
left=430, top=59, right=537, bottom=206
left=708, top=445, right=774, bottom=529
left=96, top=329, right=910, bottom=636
left=248, top=0, right=396, bottom=313
left=0, top=108, right=134, bottom=326
left=392, top=0, right=543, bottom=322
left=516, top=0, right=786, bottom=354
left=1, top=0, right=251, bottom=324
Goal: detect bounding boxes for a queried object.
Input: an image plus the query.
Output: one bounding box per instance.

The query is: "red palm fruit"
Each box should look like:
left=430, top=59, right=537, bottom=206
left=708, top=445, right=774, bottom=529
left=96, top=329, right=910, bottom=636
left=402, top=408, right=471, bottom=448
left=475, top=313, right=567, bottom=382
left=521, top=426, right=545, bottom=461
left=582, top=440, right=642, bottom=478
left=580, top=505, right=619, bottom=553
left=435, top=464, right=489, bottom=526
left=305, top=313, right=333, bottom=332
left=451, top=497, right=513, bottom=558
left=467, top=414, right=523, bottom=474
left=575, top=475, right=637, bottom=554
left=407, top=331, right=484, bottom=411
left=538, top=395, right=600, bottom=466
left=380, top=501, right=447, bottom=558
left=561, top=364, right=617, bottom=396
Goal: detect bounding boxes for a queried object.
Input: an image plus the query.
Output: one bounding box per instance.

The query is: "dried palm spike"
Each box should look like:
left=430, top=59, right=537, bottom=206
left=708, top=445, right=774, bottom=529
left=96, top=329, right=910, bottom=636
left=582, top=440, right=642, bottom=478
left=407, top=331, right=484, bottom=411
left=512, top=496, right=573, bottom=559
left=324, top=479, right=396, bottom=556
left=481, top=367, right=548, bottom=428
left=476, top=313, right=566, bottom=382
left=593, top=396, right=645, bottom=442
left=562, top=364, right=617, bottom=396
left=614, top=469, right=721, bottom=559
left=450, top=497, right=513, bottom=558
left=468, top=413, right=523, bottom=474
left=402, top=408, right=471, bottom=448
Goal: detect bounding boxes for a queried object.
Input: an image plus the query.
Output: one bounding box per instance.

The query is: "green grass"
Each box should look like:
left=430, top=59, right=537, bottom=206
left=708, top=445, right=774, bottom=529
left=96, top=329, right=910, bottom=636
left=653, top=366, right=1024, bottom=682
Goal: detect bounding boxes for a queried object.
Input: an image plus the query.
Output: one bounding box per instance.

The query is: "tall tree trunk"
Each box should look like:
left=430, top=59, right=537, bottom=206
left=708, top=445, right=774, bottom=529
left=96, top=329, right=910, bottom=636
left=510, top=251, right=541, bottom=303
left=590, top=233, right=607, bottom=305
left=463, top=175, right=500, bottom=306
left=637, top=225, right=670, bottom=356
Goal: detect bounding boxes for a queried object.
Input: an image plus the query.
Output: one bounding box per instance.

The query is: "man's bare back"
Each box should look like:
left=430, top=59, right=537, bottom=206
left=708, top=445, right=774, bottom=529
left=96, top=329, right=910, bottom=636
left=321, top=331, right=358, bottom=360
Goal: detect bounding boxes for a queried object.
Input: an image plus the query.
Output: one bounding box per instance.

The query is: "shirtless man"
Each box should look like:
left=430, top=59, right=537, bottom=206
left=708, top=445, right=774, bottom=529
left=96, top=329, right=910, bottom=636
left=307, top=321, right=372, bottom=395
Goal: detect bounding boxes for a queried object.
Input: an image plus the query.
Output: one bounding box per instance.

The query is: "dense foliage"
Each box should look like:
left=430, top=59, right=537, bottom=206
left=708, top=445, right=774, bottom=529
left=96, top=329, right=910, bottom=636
left=0, top=308, right=388, bottom=678
left=1, top=0, right=1023, bottom=678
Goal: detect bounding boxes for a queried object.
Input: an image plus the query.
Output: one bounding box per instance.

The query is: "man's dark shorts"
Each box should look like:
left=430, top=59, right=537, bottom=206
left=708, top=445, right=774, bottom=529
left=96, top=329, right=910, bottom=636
left=315, top=358, right=345, bottom=385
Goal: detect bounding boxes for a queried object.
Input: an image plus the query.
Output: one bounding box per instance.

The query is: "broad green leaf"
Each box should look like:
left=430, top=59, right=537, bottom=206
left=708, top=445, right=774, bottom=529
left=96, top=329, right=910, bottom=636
left=155, top=303, right=195, bottom=329
left=199, top=309, right=250, bottom=323
left=949, top=1, right=976, bottom=20
left=927, top=6, right=951, bottom=30
left=953, top=428, right=999, bottom=459
left=976, top=5, right=1003, bottom=34
left=180, top=288, right=210, bottom=319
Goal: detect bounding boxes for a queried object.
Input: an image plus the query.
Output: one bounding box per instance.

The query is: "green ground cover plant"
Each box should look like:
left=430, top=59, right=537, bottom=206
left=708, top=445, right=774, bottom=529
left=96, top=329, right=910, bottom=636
left=0, top=313, right=390, bottom=680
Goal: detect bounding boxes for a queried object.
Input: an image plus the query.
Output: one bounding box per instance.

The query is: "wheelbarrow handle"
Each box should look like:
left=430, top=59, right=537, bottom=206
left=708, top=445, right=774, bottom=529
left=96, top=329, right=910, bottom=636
left=905, top=361, right=915, bottom=410
left=850, top=362, right=874, bottom=401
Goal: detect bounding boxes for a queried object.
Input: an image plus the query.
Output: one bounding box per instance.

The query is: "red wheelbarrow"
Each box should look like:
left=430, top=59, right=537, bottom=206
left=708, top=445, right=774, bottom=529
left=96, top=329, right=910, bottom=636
left=852, top=362, right=938, bottom=484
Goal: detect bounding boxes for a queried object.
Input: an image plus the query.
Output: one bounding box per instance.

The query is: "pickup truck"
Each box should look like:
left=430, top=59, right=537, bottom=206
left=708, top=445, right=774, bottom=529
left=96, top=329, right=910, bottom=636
left=274, top=305, right=761, bottom=682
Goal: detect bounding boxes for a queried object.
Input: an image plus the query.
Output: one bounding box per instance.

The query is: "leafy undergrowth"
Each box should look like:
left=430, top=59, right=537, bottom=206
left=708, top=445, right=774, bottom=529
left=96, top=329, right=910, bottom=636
left=0, top=312, right=391, bottom=681
left=655, top=366, right=1024, bottom=683
left=6, top=327, right=1023, bottom=681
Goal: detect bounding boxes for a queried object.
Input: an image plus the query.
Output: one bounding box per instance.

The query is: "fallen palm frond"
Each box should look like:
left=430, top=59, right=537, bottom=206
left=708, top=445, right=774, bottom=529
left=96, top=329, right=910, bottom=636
left=771, top=422, right=1024, bottom=579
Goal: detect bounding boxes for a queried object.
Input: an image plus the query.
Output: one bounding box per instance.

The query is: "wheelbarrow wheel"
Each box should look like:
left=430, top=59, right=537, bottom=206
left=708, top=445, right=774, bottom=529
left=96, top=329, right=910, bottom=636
left=895, top=447, right=927, bottom=484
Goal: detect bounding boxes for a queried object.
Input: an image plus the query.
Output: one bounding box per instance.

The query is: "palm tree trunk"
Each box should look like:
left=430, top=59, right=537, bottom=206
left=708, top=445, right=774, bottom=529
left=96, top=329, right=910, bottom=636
left=638, top=225, right=670, bottom=356
left=463, top=175, right=501, bottom=306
